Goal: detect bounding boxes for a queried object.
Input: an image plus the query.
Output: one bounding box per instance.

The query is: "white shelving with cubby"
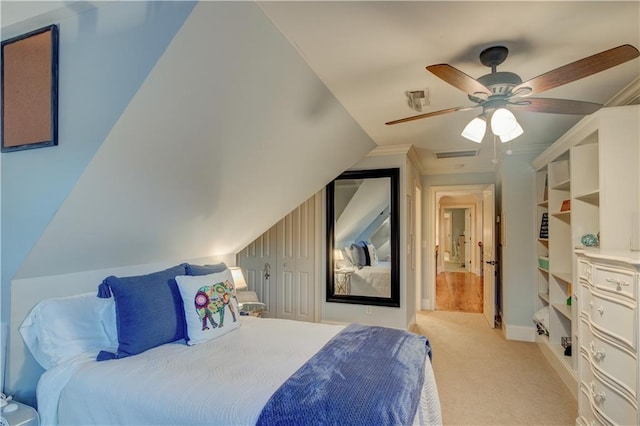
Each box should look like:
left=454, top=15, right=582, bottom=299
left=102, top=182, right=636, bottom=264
left=532, top=105, right=640, bottom=406
left=535, top=168, right=550, bottom=312
left=534, top=148, right=576, bottom=397
left=571, top=138, right=600, bottom=247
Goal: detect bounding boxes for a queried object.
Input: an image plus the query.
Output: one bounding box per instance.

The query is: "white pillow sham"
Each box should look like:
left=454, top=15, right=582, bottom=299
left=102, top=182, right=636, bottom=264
left=20, top=292, right=117, bottom=369
left=175, top=271, right=240, bottom=346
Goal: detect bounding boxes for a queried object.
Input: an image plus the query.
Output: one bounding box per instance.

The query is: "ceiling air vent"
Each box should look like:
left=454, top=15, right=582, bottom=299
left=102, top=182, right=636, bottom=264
left=433, top=150, right=479, bottom=159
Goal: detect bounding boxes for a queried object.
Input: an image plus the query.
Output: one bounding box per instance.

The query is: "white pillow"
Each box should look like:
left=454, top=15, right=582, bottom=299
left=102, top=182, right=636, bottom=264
left=175, top=271, right=240, bottom=346
left=19, top=292, right=117, bottom=369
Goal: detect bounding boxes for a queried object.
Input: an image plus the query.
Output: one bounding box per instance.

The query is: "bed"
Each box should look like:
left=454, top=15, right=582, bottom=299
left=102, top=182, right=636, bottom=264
left=18, top=263, right=441, bottom=425
left=349, top=261, right=391, bottom=297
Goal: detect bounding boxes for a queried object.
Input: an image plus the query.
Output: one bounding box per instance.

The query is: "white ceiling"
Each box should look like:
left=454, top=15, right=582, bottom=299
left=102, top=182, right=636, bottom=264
left=3, top=2, right=638, bottom=175
left=258, top=1, right=640, bottom=174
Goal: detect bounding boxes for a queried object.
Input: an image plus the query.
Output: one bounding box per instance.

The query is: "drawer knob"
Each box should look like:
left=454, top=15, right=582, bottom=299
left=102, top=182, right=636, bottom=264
left=605, top=277, right=630, bottom=291
left=596, top=306, right=605, bottom=316
left=590, top=381, right=606, bottom=404
left=590, top=341, right=606, bottom=361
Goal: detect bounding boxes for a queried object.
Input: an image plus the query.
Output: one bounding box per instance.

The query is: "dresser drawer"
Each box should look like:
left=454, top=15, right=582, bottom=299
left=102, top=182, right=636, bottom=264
left=593, top=265, right=636, bottom=301
left=579, top=352, right=638, bottom=426
left=578, top=383, right=610, bottom=426
left=580, top=317, right=637, bottom=398
left=586, top=291, right=636, bottom=350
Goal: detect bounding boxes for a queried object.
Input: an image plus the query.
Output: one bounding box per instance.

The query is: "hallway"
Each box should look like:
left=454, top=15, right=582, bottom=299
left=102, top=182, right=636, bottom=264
left=435, top=271, right=483, bottom=313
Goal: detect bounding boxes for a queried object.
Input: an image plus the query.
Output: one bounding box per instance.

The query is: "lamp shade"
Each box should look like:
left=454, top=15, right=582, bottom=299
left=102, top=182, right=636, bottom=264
left=229, top=267, right=248, bottom=290
left=461, top=116, right=486, bottom=143
left=499, top=122, right=524, bottom=143
left=491, top=108, right=518, bottom=136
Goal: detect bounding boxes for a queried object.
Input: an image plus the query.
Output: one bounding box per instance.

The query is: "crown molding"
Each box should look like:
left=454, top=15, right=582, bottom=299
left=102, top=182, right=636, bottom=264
left=606, top=76, right=640, bottom=107
left=366, top=144, right=411, bottom=157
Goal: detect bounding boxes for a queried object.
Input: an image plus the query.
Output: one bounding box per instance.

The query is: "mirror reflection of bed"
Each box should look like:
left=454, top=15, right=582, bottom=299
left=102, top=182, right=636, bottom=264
left=333, top=176, right=391, bottom=298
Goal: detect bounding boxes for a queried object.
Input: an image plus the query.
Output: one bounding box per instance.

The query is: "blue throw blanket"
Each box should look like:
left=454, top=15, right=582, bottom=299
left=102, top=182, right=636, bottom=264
left=256, top=323, right=431, bottom=426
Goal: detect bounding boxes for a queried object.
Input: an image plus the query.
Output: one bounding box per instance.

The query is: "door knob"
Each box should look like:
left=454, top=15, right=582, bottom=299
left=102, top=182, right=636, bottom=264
left=264, top=263, right=271, bottom=280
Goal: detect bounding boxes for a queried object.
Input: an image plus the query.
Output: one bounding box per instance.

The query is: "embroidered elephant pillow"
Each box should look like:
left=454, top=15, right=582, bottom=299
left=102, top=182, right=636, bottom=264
left=175, top=270, right=240, bottom=345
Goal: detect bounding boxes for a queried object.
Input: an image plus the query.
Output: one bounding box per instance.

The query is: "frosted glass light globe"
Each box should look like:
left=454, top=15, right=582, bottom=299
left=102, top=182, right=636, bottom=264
left=491, top=108, right=518, bottom=136
left=461, top=116, right=486, bottom=143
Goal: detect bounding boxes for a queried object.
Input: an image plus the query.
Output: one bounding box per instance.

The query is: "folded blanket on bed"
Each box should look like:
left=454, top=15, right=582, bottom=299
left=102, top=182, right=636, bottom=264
left=256, top=323, right=431, bottom=426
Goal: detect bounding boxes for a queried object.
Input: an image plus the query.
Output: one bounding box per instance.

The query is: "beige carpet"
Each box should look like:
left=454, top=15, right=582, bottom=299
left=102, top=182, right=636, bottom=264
left=413, top=311, right=577, bottom=425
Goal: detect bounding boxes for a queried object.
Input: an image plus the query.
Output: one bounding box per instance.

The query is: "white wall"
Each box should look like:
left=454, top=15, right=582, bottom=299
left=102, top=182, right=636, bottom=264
left=16, top=2, right=375, bottom=280
left=498, top=153, right=538, bottom=341
left=322, top=149, right=410, bottom=329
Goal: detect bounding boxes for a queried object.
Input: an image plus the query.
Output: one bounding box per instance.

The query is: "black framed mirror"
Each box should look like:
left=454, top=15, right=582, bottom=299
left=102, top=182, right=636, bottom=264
left=326, top=168, right=400, bottom=307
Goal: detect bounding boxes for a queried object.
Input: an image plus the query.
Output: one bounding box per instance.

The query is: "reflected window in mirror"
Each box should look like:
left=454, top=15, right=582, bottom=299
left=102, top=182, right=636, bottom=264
left=326, top=168, right=400, bottom=307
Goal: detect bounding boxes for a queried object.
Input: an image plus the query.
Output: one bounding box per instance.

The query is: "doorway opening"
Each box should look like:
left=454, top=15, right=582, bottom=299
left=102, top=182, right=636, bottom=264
left=427, top=184, right=496, bottom=327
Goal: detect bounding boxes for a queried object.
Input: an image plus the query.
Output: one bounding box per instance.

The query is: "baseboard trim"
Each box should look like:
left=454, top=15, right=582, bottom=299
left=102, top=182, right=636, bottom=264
left=504, top=323, right=536, bottom=342
left=536, top=336, right=578, bottom=400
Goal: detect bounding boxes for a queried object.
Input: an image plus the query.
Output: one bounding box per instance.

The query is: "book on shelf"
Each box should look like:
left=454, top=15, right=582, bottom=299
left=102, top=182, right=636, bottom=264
left=560, top=199, right=571, bottom=212
left=539, top=212, right=549, bottom=239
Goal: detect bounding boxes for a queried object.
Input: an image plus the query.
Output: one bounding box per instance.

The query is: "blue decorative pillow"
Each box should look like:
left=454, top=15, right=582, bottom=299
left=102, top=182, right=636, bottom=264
left=359, top=241, right=372, bottom=266
left=350, top=243, right=367, bottom=268
left=96, top=264, right=188, bottom=360
left=185, top=262, right=227, bottom=276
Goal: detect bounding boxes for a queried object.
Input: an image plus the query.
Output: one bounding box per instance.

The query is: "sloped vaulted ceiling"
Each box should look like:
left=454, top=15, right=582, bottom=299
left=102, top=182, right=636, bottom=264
left=17, top=2, right=375, bottom=278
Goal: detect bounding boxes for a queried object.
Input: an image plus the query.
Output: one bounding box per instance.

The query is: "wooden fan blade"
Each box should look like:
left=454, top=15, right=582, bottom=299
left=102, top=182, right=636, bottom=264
left=513, top=44, right=640, bottom=96
left=427, top=64, right=492, bottom=98
left=511, top=98, right=602, bottom=115
left=385, top=106, right=474, bottom=125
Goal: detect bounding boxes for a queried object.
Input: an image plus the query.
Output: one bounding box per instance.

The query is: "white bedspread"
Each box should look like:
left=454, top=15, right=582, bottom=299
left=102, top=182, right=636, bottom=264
left=350, top=261, right=391, bottom=297
left=37, top=317, right=441, bottom=425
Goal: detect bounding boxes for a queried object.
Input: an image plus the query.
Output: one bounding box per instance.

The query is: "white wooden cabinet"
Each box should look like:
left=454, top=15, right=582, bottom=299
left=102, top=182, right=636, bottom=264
left=532, top=105, right=640, bottom=402
left=575, top=250, right=640, bottom=425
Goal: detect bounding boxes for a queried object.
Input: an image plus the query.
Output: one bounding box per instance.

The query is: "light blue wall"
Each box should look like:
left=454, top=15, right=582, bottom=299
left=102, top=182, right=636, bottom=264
left=498, top=153, right=537, bottom=329
left=2, top=1, right=376, bottom=331
left=1, top=2, right=196, bottom=321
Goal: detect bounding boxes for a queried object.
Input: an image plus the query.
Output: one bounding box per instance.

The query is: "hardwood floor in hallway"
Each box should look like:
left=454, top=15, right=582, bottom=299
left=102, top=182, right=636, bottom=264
left=435, top=271, right=483, bottom=313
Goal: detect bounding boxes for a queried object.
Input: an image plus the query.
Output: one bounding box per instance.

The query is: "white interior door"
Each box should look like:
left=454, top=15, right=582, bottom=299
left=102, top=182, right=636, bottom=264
left=276, top=197, right=315, bottom=322
left=482, top=184, right=496, bottom=328
left=464, top=208, right=471, bottom=271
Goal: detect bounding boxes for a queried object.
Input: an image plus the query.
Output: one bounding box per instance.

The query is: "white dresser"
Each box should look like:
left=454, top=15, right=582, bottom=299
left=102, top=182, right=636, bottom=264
left=576, top=249, right=640, bottom=425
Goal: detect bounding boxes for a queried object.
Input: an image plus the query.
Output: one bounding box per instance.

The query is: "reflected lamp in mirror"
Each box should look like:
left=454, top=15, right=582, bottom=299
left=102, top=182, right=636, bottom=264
left=229, top=267, right=248, bottom=291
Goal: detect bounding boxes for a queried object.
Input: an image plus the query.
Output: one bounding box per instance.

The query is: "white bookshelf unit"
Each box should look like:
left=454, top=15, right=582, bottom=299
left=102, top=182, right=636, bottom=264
left=531, top=105, right=640, bottom=404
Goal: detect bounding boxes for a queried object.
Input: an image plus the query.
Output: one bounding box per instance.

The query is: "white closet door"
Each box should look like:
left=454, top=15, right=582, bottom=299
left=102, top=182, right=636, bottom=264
left=239, top=195, right=316, bottom=321
left=276, top=197, right=315, bottom=322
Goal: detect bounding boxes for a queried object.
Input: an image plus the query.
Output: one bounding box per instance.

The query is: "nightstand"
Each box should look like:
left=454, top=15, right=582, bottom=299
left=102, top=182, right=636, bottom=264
left=239, top=302, right=266, bottom=317
left=335, top=269, right=354, bottom=295
left=1, top=400, right=39, bottom=426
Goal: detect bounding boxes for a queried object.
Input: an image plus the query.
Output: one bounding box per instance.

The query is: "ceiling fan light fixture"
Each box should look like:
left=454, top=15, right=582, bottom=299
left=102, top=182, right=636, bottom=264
left=491, top=107, right=518, bottom=136
left=461, top=115, right=486, bottom=143
left=499, top=122, right=524, bottom=143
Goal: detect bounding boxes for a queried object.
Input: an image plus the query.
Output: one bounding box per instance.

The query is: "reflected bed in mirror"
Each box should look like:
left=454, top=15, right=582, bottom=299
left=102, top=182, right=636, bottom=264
left=326, top=168, right=399, bottom=307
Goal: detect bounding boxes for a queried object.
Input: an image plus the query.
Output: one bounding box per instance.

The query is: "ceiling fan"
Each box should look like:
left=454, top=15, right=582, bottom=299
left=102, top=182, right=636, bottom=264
left=386, top=44, right=639, bottom=142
